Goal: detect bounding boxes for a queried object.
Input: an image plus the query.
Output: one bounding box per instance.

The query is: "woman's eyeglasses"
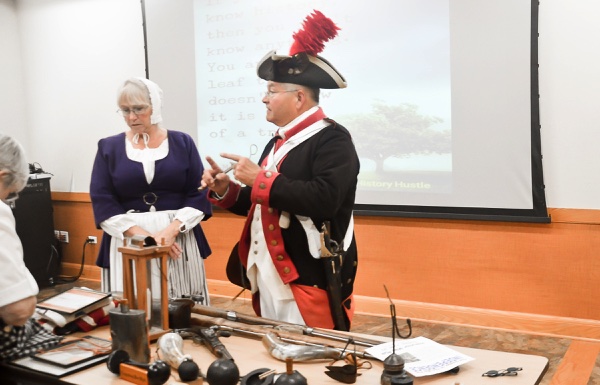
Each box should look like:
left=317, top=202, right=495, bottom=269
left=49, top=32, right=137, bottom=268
left=117, top=106, right=149, bottom=116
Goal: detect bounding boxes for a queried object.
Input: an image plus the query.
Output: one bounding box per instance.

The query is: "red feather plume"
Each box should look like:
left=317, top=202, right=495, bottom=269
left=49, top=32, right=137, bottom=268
left=289, top=10, right=340, bottom=57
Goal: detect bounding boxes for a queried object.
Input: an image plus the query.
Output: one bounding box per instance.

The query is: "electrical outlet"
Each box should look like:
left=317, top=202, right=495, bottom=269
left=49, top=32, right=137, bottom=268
left=54, top=230, right=60, bottom=240
left=87, top=236, right=97, bottom=244
left=59, top=230, right=69, bottom=243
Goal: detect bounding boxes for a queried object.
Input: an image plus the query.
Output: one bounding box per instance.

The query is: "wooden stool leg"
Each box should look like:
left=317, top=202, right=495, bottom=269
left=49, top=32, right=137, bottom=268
left=160, top=255, right=169, bottom=329
left=122, top=256, right=134, bottom=306
left=135, top=256, right=149, bottom=317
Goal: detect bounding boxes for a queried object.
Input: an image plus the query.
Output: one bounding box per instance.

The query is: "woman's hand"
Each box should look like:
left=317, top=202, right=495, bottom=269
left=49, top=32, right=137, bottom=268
left=123, top=225, right=153, bottom=239
left=167, top=242, right=183, bottom=260
left=154, top=220, right=183, bottom=260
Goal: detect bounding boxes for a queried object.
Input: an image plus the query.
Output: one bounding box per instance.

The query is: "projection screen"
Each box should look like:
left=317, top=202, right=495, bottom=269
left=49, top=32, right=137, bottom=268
left=143, top=0, right=549, bottom=222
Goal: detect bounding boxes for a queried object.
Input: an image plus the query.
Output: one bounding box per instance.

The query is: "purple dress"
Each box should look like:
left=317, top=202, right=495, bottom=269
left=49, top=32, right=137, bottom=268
left=90, top=131, right=212, bottom=298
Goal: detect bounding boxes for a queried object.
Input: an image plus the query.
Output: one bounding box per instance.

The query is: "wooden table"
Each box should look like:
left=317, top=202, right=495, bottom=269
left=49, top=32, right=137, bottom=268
left=2, top=326, right=548, bottom=385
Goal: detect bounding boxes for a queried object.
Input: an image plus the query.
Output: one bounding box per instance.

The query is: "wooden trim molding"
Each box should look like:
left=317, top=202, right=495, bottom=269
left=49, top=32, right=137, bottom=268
left=548, top=207, right=600, bottom=224
left=60, top=263, right=101, bottom=281
left=51, top=191, right=91, bottom=203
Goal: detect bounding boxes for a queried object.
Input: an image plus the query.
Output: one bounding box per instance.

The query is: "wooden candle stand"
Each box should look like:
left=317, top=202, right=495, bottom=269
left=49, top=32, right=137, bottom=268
left=118, top=240, right=171, bottom=341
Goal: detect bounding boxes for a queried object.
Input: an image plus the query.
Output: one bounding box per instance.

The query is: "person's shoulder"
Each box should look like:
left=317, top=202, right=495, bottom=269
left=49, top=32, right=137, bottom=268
left=167, top=130, right=193, bottom=141
left=323, top=118, right=352, bottom=139
left=96, top=133, right=126, bottom=157
left=98, top=132, right=125, bottom=146
left=0, top=200, right=12, bottom=216
left=167, top=130, right=197, bottom=147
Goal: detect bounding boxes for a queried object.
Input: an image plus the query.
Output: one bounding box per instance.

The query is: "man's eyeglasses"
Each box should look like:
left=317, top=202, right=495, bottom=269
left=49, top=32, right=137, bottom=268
left=482, top=367, right=522, bottom=377
left=264, top=89, right=298, bottom=99
left=117, top=106, right=149, bottom=116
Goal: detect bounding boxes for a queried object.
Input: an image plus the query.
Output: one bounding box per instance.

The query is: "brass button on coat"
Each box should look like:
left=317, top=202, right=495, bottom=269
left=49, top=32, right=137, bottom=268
left=283, top=267, right=290, bottom=274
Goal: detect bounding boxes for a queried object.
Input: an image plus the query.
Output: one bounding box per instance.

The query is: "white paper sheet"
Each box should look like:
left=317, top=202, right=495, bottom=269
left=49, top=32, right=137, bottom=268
left=365, top=336, right=475, bottom=377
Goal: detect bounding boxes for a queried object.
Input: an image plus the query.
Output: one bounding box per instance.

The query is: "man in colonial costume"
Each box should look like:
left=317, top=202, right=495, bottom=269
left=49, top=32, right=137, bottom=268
left=202, top=11, right=359, bottom=330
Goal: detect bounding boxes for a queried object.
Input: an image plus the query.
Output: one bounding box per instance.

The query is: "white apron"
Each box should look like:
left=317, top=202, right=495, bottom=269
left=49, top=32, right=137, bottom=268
left=101, top=210, right=210, bottom=304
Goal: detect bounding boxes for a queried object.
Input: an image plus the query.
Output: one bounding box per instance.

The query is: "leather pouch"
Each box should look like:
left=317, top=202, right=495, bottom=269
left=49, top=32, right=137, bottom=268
left=225, top=242, right=251, bottom=289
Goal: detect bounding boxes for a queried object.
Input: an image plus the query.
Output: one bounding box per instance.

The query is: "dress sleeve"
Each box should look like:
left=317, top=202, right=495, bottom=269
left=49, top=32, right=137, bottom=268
left=174, top=207, right=205, bottom=232
left=90, top=138, right=129, bottom=227
left=100, top=214, right=137, bottom=239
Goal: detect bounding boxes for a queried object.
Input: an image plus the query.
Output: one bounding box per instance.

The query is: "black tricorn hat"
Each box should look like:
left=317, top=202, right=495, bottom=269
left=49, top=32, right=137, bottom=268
left=256, top=10, right=347, bottom=90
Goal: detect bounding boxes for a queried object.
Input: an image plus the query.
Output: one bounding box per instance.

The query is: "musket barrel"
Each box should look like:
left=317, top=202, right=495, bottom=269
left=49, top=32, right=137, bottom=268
left=191, top=305, right=381, bottom=348
left=190, top=314, right=377, bottom=360
left=193, top=304, right=287, bottom=326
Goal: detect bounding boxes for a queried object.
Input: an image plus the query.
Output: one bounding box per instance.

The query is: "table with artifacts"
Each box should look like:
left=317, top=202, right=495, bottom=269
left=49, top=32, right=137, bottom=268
left=3, top=303, right=549, bottom=385
left=3, top=241, right=548, bottom=384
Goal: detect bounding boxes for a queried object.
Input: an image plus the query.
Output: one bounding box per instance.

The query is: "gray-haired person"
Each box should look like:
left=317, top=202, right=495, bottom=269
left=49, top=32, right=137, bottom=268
left=0, top=133, right=61, bottom=361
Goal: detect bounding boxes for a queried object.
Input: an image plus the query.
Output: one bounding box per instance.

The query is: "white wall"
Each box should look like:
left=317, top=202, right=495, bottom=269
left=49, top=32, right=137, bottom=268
left=0, top=0, right=28, bottom=147
left=1, top=0, right=599, bottom=210
left=15, top=0, right=145, bottom=191
left=538, top=1, right=600, bottom=209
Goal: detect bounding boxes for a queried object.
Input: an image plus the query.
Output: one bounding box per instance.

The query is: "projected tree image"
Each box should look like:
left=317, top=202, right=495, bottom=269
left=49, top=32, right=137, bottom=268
left=344, top=103, right=451, bottom=174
